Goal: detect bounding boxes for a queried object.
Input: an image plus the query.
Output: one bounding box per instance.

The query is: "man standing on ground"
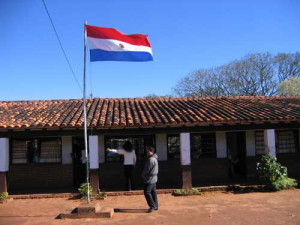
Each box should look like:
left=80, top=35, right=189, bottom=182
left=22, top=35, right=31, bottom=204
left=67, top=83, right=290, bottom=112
left=142, top=146, right=159, bottom=213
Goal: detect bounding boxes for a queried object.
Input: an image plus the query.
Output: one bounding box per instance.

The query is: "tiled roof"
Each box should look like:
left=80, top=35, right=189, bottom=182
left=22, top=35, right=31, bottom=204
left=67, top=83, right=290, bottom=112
left=0, top=96, right=300, bottom=130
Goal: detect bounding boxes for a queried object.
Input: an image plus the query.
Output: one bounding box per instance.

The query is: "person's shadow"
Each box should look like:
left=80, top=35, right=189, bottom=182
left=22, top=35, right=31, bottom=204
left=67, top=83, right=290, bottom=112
left=114, top=208, right=148, bottom=213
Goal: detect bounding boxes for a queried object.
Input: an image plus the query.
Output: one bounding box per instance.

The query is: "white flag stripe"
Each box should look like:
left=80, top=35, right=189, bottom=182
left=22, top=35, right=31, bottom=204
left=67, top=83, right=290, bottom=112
left=88, top=37, right=153, bottom=54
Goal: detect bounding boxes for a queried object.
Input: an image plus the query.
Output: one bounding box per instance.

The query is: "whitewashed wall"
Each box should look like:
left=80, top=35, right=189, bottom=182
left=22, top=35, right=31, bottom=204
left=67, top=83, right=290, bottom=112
left=155, top=134, right=168, bottom=161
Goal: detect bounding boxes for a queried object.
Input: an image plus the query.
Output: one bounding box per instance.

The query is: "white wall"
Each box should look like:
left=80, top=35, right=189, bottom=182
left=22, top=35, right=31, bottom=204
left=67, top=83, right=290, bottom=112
left=216, top=132, right=227, bottom=158
left=0, top=138, right=9, bottom=172
left=246, top=131, right=256, bottom=156
left=264, top=129, right=276, bottom=157
left=155, top=134, right=168, bottom=161
left=62, top=136, right=72, bottom=164
left=89, top=136, right=99, bottom=169
left=180, top=133, right=191, bottom=165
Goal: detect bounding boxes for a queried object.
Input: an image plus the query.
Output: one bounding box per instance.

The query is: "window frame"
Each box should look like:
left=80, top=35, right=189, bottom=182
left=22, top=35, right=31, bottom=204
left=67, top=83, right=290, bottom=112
left=10, top=137, right=62, bottom=165
left=167, top=134, right=180, bottom=159
left=104, top=135, right=155, bottom=163
left=190, top=132, right=216, bottom=158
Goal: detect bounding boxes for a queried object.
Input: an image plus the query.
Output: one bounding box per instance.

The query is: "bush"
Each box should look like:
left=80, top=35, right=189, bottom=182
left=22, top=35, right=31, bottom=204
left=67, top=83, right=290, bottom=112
left=0, top=192, right=8, bottom=201
left=78, top=183, right=93, bottom=198
left=97, top=192, right=107, bottom=199
left=173, top=188, right=201, bottom=196
left=256, top=155, right=297, bottom=191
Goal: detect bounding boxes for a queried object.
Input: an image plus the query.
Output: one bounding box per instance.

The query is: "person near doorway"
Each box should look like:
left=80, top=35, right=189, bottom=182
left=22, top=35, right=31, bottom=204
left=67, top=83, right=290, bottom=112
left=142, top=145, right=159, bottom=213
left=107, top=141, right=136, bottom=191
left=228, top=150, right=239, bottom=178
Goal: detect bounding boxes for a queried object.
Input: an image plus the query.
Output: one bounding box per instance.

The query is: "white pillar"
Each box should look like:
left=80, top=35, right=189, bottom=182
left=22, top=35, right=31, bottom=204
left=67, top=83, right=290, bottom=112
left=155, top=134, right=168, bottom=161
left=89, top=136, right=99, bottom=169
left=264, top=129, right=276, bottom=157
left=216, top=132, right=227, bottom=158
left=180, top=133, right=191, bottom=165
left=62, top=136, right=72, bottom=164
left=98, top=135, right=105, bottom=163
left=0, top=138, right=9, bottom=172
left=246, top=131, right=256, bottom=156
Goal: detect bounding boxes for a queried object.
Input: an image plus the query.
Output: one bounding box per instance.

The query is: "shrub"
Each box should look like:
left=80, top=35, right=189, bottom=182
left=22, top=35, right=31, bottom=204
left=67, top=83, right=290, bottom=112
left=0, top=192, right=8, bottom=201
left=97, top=192, right=107, bottom=199
left=78, top=183, right=93, bottom=198
left=256, top=155, right=297, bottom=191
left=173, top=188, right=201, bottom=196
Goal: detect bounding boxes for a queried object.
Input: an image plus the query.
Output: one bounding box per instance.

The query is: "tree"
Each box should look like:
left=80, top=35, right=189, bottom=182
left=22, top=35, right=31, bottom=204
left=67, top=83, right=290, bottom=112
left=278, top=76, right=300, bottom=96
left=144, top=94, right=172, bottom=98
left=173, top=68, right=228, bottom=97
left=246, top=53, right=277, bottom=96
left=173, top=53, right=279, bottom=97
left=275, top=53, right=300, bottom=82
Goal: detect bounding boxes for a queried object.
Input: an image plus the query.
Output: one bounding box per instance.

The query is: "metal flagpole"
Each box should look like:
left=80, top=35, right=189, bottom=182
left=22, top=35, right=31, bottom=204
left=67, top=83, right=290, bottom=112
left=83, top=20, right=90, bottom=204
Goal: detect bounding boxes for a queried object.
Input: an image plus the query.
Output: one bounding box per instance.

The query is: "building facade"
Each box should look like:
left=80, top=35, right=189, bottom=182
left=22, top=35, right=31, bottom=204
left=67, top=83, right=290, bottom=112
left=0, top=97, right=300, bottom=193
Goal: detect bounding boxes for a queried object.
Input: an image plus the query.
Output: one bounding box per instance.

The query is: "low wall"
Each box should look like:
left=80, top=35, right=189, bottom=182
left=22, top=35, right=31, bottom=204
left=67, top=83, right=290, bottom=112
left=98, top=159, right=182, bottom=191
left=192, top=158, right=229, bottom=186
left=9, top=164, right=73, bottom=191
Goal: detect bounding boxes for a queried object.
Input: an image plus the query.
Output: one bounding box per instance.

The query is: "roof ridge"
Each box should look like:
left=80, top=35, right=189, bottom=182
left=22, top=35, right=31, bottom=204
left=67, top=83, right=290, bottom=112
left=2, top=96, right=300, bottom=103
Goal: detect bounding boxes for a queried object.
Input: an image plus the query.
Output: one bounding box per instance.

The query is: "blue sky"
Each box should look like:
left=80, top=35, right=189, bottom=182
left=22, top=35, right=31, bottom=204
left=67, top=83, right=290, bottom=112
left=1, top=0, right=300, bottom=101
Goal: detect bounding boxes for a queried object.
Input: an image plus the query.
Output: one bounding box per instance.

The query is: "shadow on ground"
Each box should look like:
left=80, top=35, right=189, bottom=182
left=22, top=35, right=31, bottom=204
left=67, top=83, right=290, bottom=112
left=114, top=208, right=148, bottom=213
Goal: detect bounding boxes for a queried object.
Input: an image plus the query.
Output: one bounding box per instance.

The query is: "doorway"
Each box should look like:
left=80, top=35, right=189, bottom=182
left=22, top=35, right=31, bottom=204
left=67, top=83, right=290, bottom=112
left=226, top=132, right=247, bottom=178
left=72, top=138, right=86, bottom=186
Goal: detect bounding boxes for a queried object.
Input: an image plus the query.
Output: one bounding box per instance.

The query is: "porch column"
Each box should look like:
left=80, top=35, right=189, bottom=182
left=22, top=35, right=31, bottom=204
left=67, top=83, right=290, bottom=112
left=89, top=135, right=100, bottom=193
left=0, top=138, right=9, bottom=193
left=264, top=129, right=276, bottom=157
left=216, top=132, right=227, bottom=158
left=180, top=133, right=192, bottom=189
left=246, top=131, right=256, bottom=156
left=155, top=134, right=168, bottom=161
left=62, top=136, right=72, bottom=164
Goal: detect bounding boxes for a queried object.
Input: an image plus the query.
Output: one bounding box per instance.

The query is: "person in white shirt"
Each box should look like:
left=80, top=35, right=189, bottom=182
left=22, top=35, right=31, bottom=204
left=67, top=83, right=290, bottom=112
left=107, top=141, right=136, bottom=191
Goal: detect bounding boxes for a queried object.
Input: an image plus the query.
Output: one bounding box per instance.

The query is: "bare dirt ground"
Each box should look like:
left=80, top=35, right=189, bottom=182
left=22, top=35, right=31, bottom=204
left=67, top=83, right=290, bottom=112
left=0, top=189, right=299, bottom=225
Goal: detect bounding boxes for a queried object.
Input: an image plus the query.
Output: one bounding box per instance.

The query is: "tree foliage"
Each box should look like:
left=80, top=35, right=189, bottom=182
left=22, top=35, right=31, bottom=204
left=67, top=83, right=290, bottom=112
left=173, top=52, right=300, bottom=97
left=278, top=76, right=300, bottom=96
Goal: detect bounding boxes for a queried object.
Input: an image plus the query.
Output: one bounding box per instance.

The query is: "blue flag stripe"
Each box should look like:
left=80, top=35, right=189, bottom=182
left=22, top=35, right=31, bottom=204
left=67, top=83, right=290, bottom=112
left=90, top=49, right=153, bottom=62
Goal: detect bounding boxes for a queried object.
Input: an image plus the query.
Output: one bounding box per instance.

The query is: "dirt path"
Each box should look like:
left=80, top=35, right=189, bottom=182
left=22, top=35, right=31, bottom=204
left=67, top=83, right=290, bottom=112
left=0, top=189, right=299, bottom=225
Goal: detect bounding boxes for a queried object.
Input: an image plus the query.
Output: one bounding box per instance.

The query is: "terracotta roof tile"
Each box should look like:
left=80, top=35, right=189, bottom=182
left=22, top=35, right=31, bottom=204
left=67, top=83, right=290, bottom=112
left=1, top=96, right=300, bottom=130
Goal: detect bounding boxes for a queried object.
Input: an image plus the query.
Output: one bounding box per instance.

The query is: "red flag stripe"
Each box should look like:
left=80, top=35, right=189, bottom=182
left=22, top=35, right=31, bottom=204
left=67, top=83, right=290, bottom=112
left=85, top=25, right=151, bottom=47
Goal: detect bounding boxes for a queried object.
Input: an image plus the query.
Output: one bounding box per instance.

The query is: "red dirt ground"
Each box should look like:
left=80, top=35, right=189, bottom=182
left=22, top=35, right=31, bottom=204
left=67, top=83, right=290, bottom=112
left=0, top=189, right=299, bottom=225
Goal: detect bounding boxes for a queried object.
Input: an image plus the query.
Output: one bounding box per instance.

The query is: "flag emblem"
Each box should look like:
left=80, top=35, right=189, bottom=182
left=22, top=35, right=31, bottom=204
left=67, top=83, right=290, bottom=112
left=85, top=25, right=153, bottom=62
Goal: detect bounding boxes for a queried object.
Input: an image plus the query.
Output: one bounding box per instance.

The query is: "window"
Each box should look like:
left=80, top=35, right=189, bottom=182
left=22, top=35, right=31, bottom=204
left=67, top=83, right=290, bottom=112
left=11, top=138, right=62, bottom=164
left=167, top=135, right=180, bottom=159
left=255, top=130, right=298, bottom=155
left=191, top=133, right=216, bottom=158
left=39, top=139, right=62, bottom=163
left=255, top=131, right=264, bottom=155
left=11, top=140, right=27, bottom=164
left=105, top=136, right=154, bottom=162
left=276, top=130, right=298, bottom=154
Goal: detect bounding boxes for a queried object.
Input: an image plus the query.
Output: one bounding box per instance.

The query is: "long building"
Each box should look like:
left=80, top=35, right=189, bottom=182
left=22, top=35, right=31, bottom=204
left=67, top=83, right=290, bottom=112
left=0, top=96, right=299, bottom=193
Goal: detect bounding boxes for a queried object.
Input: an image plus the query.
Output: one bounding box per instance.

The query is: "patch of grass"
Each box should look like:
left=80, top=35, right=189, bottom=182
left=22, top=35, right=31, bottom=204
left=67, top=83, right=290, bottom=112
left=97, top=192, right=107, bottom=199
left=173, top=188, right=201, bottom=196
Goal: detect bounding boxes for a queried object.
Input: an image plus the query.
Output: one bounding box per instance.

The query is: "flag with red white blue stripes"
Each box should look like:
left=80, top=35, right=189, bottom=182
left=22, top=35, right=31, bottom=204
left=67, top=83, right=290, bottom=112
left=85, top=25, right=153, bottom=62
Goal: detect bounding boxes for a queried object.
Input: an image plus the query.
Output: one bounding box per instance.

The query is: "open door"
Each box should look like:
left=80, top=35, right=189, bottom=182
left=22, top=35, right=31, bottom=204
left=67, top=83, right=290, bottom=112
left=226, top=132, right=247, bottom=178
left=72, top=138, right=86, bottom=186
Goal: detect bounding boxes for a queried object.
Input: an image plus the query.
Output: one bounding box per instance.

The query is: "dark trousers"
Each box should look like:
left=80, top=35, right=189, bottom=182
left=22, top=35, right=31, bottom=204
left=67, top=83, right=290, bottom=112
left=124, top=165, right=134, bottom=191
left=144, top=183, right=158, bottom=209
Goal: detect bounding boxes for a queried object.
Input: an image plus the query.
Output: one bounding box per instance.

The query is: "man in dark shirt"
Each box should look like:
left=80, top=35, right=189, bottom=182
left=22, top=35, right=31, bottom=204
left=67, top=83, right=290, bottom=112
left=142, top=146, right=159, bottom=213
